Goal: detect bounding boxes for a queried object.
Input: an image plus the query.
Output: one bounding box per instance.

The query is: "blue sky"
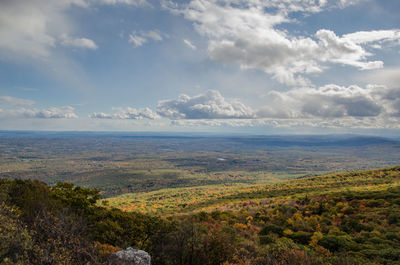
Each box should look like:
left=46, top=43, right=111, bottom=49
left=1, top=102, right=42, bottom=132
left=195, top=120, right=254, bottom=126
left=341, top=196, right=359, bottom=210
left=0, top=0, right=399, bottom=134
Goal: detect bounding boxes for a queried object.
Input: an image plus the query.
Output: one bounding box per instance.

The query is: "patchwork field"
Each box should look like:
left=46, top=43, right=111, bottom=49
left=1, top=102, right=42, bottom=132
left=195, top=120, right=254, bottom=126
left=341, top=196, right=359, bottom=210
left=1, top=132, right=400, bottom=198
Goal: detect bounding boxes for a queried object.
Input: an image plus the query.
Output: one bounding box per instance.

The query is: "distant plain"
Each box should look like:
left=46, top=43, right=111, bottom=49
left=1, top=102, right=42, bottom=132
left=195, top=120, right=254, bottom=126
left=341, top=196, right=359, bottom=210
left=1, top=131, right=400, bottom=214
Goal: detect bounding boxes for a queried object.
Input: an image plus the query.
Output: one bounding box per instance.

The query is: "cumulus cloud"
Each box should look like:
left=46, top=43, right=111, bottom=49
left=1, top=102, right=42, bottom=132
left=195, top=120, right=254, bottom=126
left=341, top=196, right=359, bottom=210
left=162, top=85, right=400, bottom=129
left=257, top=84, right=400, bottom=119
left=157, top=90, right=255, bottom=119
left=60, top=34, right=98, bottom=50
left=0, top=106, right=78, bottom=119
left=183, top=39, right=197, bottom=50
left=315, top=29, right=383, bottom=70
left=90, top=107, right=160, bottom=120
left=165, top=0, right=400, bottom=86
left=128, top=30, right=164, bottom=47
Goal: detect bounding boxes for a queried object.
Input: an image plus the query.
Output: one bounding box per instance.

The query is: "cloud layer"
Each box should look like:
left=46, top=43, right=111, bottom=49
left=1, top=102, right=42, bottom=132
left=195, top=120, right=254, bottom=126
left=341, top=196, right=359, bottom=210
left=0, top=96, right=35, bottom=106
left=2, top=85, right=399, bottom=129
left=0, top=106, right=78, bottom=119
left=0, top=95, right=77, bottom=119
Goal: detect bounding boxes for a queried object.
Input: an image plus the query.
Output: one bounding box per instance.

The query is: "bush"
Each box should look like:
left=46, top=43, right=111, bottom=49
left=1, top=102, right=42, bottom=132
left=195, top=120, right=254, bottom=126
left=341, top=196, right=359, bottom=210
left=361, top=248, right=400, bottom=261
left=259, top=235, right=275, bottom=245
left=318, top=235, right=352, bottom=252
left=0, top=202, right=32, bottom=265
left=387, top=212, right=400, bottom=225
left=289, top=231, right=312, bottom=245
left=385, top=232, right=400, bottom=242
left=259, top=224, right=284, bottom=236
left=341, top=218, right=366, bottom=233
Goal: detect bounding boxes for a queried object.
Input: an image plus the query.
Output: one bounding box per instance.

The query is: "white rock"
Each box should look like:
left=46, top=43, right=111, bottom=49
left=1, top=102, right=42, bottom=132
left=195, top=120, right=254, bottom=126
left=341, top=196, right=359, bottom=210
left=109, top=247, right=151, bottom=265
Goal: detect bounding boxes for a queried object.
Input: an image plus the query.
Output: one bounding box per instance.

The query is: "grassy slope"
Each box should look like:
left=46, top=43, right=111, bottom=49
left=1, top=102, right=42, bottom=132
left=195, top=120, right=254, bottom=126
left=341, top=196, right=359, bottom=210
left=103, top=166, right=400, bottom=264
left=104, top=166, right=400, bottom=214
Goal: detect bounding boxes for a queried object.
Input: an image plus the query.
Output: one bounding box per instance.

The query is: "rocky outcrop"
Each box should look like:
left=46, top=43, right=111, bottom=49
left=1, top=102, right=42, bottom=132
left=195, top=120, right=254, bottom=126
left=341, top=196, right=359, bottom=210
left=108, top=247, right=151, bottom=265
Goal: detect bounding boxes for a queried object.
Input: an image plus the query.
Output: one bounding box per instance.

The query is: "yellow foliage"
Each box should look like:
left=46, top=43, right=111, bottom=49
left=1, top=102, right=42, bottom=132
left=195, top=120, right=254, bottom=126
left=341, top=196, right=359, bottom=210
left=95, top=242, right=122, bottom=257
left=310, top=231, right=323, bottom=247
left=233, top=223, right=248, bottom=230
left=292, top=212, right=303, bottom=219
left=283, top=229, right=293, bottom=236
left=314, top=245, right=331, bottom=256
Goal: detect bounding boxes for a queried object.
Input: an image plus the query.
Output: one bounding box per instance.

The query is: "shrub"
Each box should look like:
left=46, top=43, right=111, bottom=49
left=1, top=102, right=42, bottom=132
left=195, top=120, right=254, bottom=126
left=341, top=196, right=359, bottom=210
left=318, top=235, right=352, bottom=252
left=0, top=202, right=32, bottom=265
left=387, top=212, right=400, bottom=225
left=289, top=231, right=312, bottom=245
left=259, top=224, right=284, bottom=236
left=259, top=235, right=275, bottom=245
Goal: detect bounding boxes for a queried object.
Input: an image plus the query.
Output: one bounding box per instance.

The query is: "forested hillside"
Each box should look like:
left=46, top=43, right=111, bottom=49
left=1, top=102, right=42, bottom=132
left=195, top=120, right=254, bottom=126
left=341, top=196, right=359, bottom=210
left=1, top=166, right=400, bottom=264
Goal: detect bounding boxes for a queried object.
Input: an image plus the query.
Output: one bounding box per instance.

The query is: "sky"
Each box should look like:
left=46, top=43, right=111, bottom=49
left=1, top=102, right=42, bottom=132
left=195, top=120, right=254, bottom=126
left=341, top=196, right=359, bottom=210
left=0, top=0, right=399, bottom=135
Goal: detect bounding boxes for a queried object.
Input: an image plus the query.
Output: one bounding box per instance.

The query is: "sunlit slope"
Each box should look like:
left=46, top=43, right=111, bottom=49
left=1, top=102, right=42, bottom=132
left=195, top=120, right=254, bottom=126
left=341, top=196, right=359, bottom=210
left=104, top=166, right=400, bottom=214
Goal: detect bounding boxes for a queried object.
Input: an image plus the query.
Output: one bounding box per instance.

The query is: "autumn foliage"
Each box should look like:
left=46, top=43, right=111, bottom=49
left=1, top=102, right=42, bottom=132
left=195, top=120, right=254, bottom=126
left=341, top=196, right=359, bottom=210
left=1, top=166, right=400, bottom=264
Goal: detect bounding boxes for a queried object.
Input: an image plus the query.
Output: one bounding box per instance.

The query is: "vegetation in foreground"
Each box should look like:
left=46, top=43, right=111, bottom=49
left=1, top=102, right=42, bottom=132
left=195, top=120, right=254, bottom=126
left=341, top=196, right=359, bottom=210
left=1, top=166, right=400, bottom=264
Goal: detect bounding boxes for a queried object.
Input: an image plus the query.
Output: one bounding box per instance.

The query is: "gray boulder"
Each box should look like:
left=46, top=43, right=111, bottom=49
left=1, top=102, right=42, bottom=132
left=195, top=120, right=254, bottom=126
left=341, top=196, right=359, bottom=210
left=108, top=247, right=151, bottom=265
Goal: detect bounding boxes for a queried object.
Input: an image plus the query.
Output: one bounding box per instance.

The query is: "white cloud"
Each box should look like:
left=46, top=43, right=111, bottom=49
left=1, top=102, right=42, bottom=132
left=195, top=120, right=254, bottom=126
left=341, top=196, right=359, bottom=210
left=257, top=84, right=400, bottom=119
left=144, top=30, right=163, bottom=41
left=157, top=90, right=255, bottom=119
left=0, top=96, right=35, bottom=106
left=0, top=106, right=78, bottom=119
left=60, top=34, right=98, bottom=50
left=343, top=29, right=400, bottom=44
left=89, top=85, right=400, bottom=129
left=166, top=0, right=400, bottom=86
left=0, top=95, right=77, bottom=118
left=128, top=33, right=147, bottom=47
left=0, top=0, right=59, bottom=59
left=183, top=39, right=197, bottom=50
left=156, top=84, right=400, bottom=129
left=90, top=107, right=160, bottom=120
left=128, top=30, right=165, bottom=47
left=338, top=0, right=361, bottom=8
left=96, top=0, right=150, bottom=6
left=357, top=67, right=400, bottom=88
left=0, top=0, right=147, bottom=60
left=315, top=29, right=383, bottom=70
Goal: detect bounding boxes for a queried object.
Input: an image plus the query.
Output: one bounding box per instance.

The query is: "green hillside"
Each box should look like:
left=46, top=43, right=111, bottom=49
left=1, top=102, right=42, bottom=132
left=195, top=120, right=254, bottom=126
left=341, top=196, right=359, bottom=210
left=104, top=166, right=400, bottom=215
left=1, top=166, right=400, bottom=264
